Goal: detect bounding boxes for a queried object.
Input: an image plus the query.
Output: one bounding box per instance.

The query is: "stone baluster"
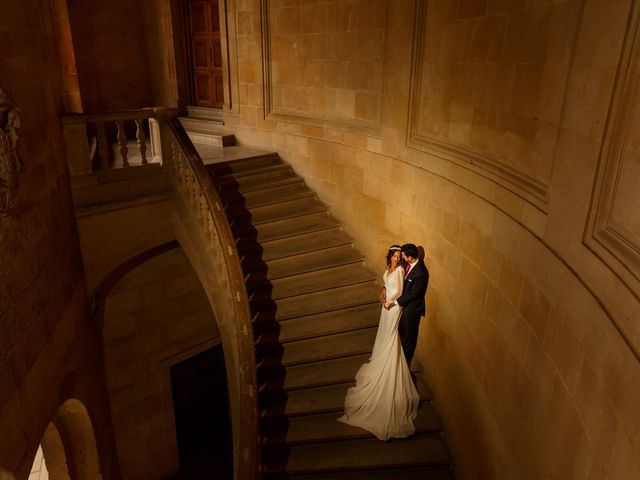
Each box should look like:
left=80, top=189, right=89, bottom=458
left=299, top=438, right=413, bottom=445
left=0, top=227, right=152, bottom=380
left=96, top=121, right=109, bottom=170
left=135, top=118, right=147, bottom=165
left=116, top=120, right=129, bottom=167
left=148, top=117, right=162, bottom=163
left=61, top=115, right=92, bottom=175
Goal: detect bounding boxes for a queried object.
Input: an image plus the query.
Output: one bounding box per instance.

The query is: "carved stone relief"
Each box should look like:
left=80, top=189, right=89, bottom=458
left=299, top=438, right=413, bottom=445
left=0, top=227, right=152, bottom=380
left=0, top=88, right=23, bottom=214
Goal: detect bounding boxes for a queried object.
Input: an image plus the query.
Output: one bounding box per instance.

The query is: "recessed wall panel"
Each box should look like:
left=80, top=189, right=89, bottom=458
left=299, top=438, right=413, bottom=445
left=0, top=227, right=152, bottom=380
left=407, top=0, right=584, bottom=208
left=262, top=0, right=387, bottom=129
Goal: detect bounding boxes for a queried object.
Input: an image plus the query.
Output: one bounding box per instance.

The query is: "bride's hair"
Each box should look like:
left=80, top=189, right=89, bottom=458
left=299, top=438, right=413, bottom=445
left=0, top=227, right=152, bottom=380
left=386, top=245, right=402, bottom=266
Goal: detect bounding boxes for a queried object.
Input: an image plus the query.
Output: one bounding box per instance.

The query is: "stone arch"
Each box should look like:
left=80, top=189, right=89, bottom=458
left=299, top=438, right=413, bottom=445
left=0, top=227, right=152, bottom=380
left=95, top=240, right=226, bottom=478
left=40, top=423, right=70, bottom=479
left=51, top=399, right=101, bottom=480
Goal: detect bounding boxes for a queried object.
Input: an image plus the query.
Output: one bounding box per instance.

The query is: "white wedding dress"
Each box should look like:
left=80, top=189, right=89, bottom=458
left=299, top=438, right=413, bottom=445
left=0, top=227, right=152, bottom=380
left=337, top=266, right=420, bottom=440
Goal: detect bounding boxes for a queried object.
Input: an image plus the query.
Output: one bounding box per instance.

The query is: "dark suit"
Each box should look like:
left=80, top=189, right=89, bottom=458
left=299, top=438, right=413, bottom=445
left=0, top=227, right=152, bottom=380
left=397, top=259, right=429, bottom=363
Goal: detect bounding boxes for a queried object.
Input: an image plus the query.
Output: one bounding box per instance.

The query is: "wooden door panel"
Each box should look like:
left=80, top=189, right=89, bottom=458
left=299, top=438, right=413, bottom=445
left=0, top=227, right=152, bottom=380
left=213, top=40, right=222, bottom=68
left=210, top=2, right=220, bottom=32
left=192, top=38, right=210, bottom=69
left=189, top=0, right=223, bottom=108
left=194, top=73, right=213, bottom=106
left=190, top=3, right=207, bottom=33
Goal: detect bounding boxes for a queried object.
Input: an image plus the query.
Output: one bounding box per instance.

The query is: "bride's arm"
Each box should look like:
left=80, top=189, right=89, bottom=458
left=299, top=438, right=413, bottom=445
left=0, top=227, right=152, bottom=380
left=384, top=268, right=404, bottom=307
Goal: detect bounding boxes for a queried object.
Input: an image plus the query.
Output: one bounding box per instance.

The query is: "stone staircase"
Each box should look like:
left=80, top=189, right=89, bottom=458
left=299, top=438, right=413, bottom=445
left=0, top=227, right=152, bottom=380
left=207, top=154, right=454, bottom=479
left=179, top=106, right=234, bottom=147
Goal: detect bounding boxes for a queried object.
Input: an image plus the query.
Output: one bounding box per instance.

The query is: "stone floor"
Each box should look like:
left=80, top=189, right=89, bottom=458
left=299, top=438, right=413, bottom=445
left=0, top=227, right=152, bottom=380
left=28, top=446, right=48, bottom=480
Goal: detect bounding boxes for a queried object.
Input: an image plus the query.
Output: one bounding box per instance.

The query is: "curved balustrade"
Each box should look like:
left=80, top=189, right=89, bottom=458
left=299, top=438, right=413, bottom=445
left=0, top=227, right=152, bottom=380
left=154, top=109, right=260, bottom=480
left=62, top=109, right=160, bottom=175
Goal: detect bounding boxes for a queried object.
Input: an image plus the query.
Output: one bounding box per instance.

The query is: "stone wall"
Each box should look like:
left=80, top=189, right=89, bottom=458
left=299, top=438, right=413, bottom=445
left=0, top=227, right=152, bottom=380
left=0, top=0, right=118, bottom=477
left=187, top=0, right=640, bottom=477
left=102, top=246, right=220, bottom=479
left=75, top=196, right=174, bottom=294
left=66, top=0, right=154, bottom=111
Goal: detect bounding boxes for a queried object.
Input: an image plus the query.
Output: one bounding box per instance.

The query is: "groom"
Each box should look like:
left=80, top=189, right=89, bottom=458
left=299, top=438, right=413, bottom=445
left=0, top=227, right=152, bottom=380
left=396, top=243, right=429, bottom=365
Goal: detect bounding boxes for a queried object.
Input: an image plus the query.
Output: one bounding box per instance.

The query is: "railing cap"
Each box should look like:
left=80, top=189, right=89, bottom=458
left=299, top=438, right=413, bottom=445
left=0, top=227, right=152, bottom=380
left=61, top=113, right=89, bottom=124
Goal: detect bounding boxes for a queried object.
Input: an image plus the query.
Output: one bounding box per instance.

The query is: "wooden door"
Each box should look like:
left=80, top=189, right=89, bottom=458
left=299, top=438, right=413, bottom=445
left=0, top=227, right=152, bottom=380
left=188, top=0, right=224, bottom=108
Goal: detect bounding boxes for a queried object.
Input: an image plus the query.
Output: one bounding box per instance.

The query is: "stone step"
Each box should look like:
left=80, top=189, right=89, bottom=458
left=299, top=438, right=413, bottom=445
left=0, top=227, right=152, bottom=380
left=275, top=466, right=455, bottom=480
left=262, top=433, right=451, bottom=474
left=186, top=105, right=224, bottom=122
left=251, top=197, right=327, bottom=226
left=214, top=162, right=290, bottom=181
left=247, top=244, right=364, bottom=284
left=255, top=263, right=376, bottom=301
left=225, top=181, right=310, bottom=209
left=260, top=376, right=431, bottom=419
left=233, top=197, right=326, bottom=226
left=259, top=354, right=370, bottom=393
left=233, top=212, right=341, bottom=246
left=207, top=155, right=282, bottom=177
left=243, top=229, right=351, bottom=264
left=216, top=165, right=296, bottom=192
left=252, top=283, right=380, bottom=324
left=262, top=402, right=442, bottom=446
left=180, top=116, right=227, bottom=133
left=254, top=303, right=380, bottom=346
left=180, top=117, right=234, bottom=147
left=258, top=327, right=378, bottom=368
left=223, top=173, right=302, bottom=195
left=186, top=130, right=234, bottom=147
left=259, top=381, right=354, bottom=418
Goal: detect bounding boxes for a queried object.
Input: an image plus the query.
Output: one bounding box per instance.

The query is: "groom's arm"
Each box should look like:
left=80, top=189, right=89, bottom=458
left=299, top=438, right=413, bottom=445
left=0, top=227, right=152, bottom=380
left=397, top=271, right=428, bottom=307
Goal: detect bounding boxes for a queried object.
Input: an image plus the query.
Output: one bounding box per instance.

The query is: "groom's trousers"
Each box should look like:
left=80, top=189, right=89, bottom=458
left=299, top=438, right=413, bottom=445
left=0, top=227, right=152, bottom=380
left=399, top=307, right=421, bottom=363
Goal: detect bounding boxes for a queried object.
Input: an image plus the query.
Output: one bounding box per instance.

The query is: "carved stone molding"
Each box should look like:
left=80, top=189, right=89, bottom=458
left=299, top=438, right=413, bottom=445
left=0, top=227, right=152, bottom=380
left=0, top=88, right=23, bottom=214
left=406, top=0, right=583, bottom=212
left=220, top=0, right=241, bottom=114
left=585, top=0, right=640, bottom=298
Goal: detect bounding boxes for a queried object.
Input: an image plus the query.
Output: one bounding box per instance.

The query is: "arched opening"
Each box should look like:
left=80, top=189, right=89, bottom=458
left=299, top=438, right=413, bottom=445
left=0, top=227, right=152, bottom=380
left=98, top=243, right=228, bottom=478
left=53, top=400, right=101, bottom=480
left=30, top=400, right=101, bottom=480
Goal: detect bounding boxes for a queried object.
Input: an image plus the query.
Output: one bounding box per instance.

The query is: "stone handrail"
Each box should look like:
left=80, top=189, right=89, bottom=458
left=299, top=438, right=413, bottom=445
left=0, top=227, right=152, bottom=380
left=62, top=109, right=162, bottom=175
left=153, top=109, right=260, bottom=480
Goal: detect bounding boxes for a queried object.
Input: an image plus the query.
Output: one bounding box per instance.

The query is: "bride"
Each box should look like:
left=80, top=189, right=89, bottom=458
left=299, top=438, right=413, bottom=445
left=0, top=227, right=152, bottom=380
left=338, top=245, right=420, bottom=440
